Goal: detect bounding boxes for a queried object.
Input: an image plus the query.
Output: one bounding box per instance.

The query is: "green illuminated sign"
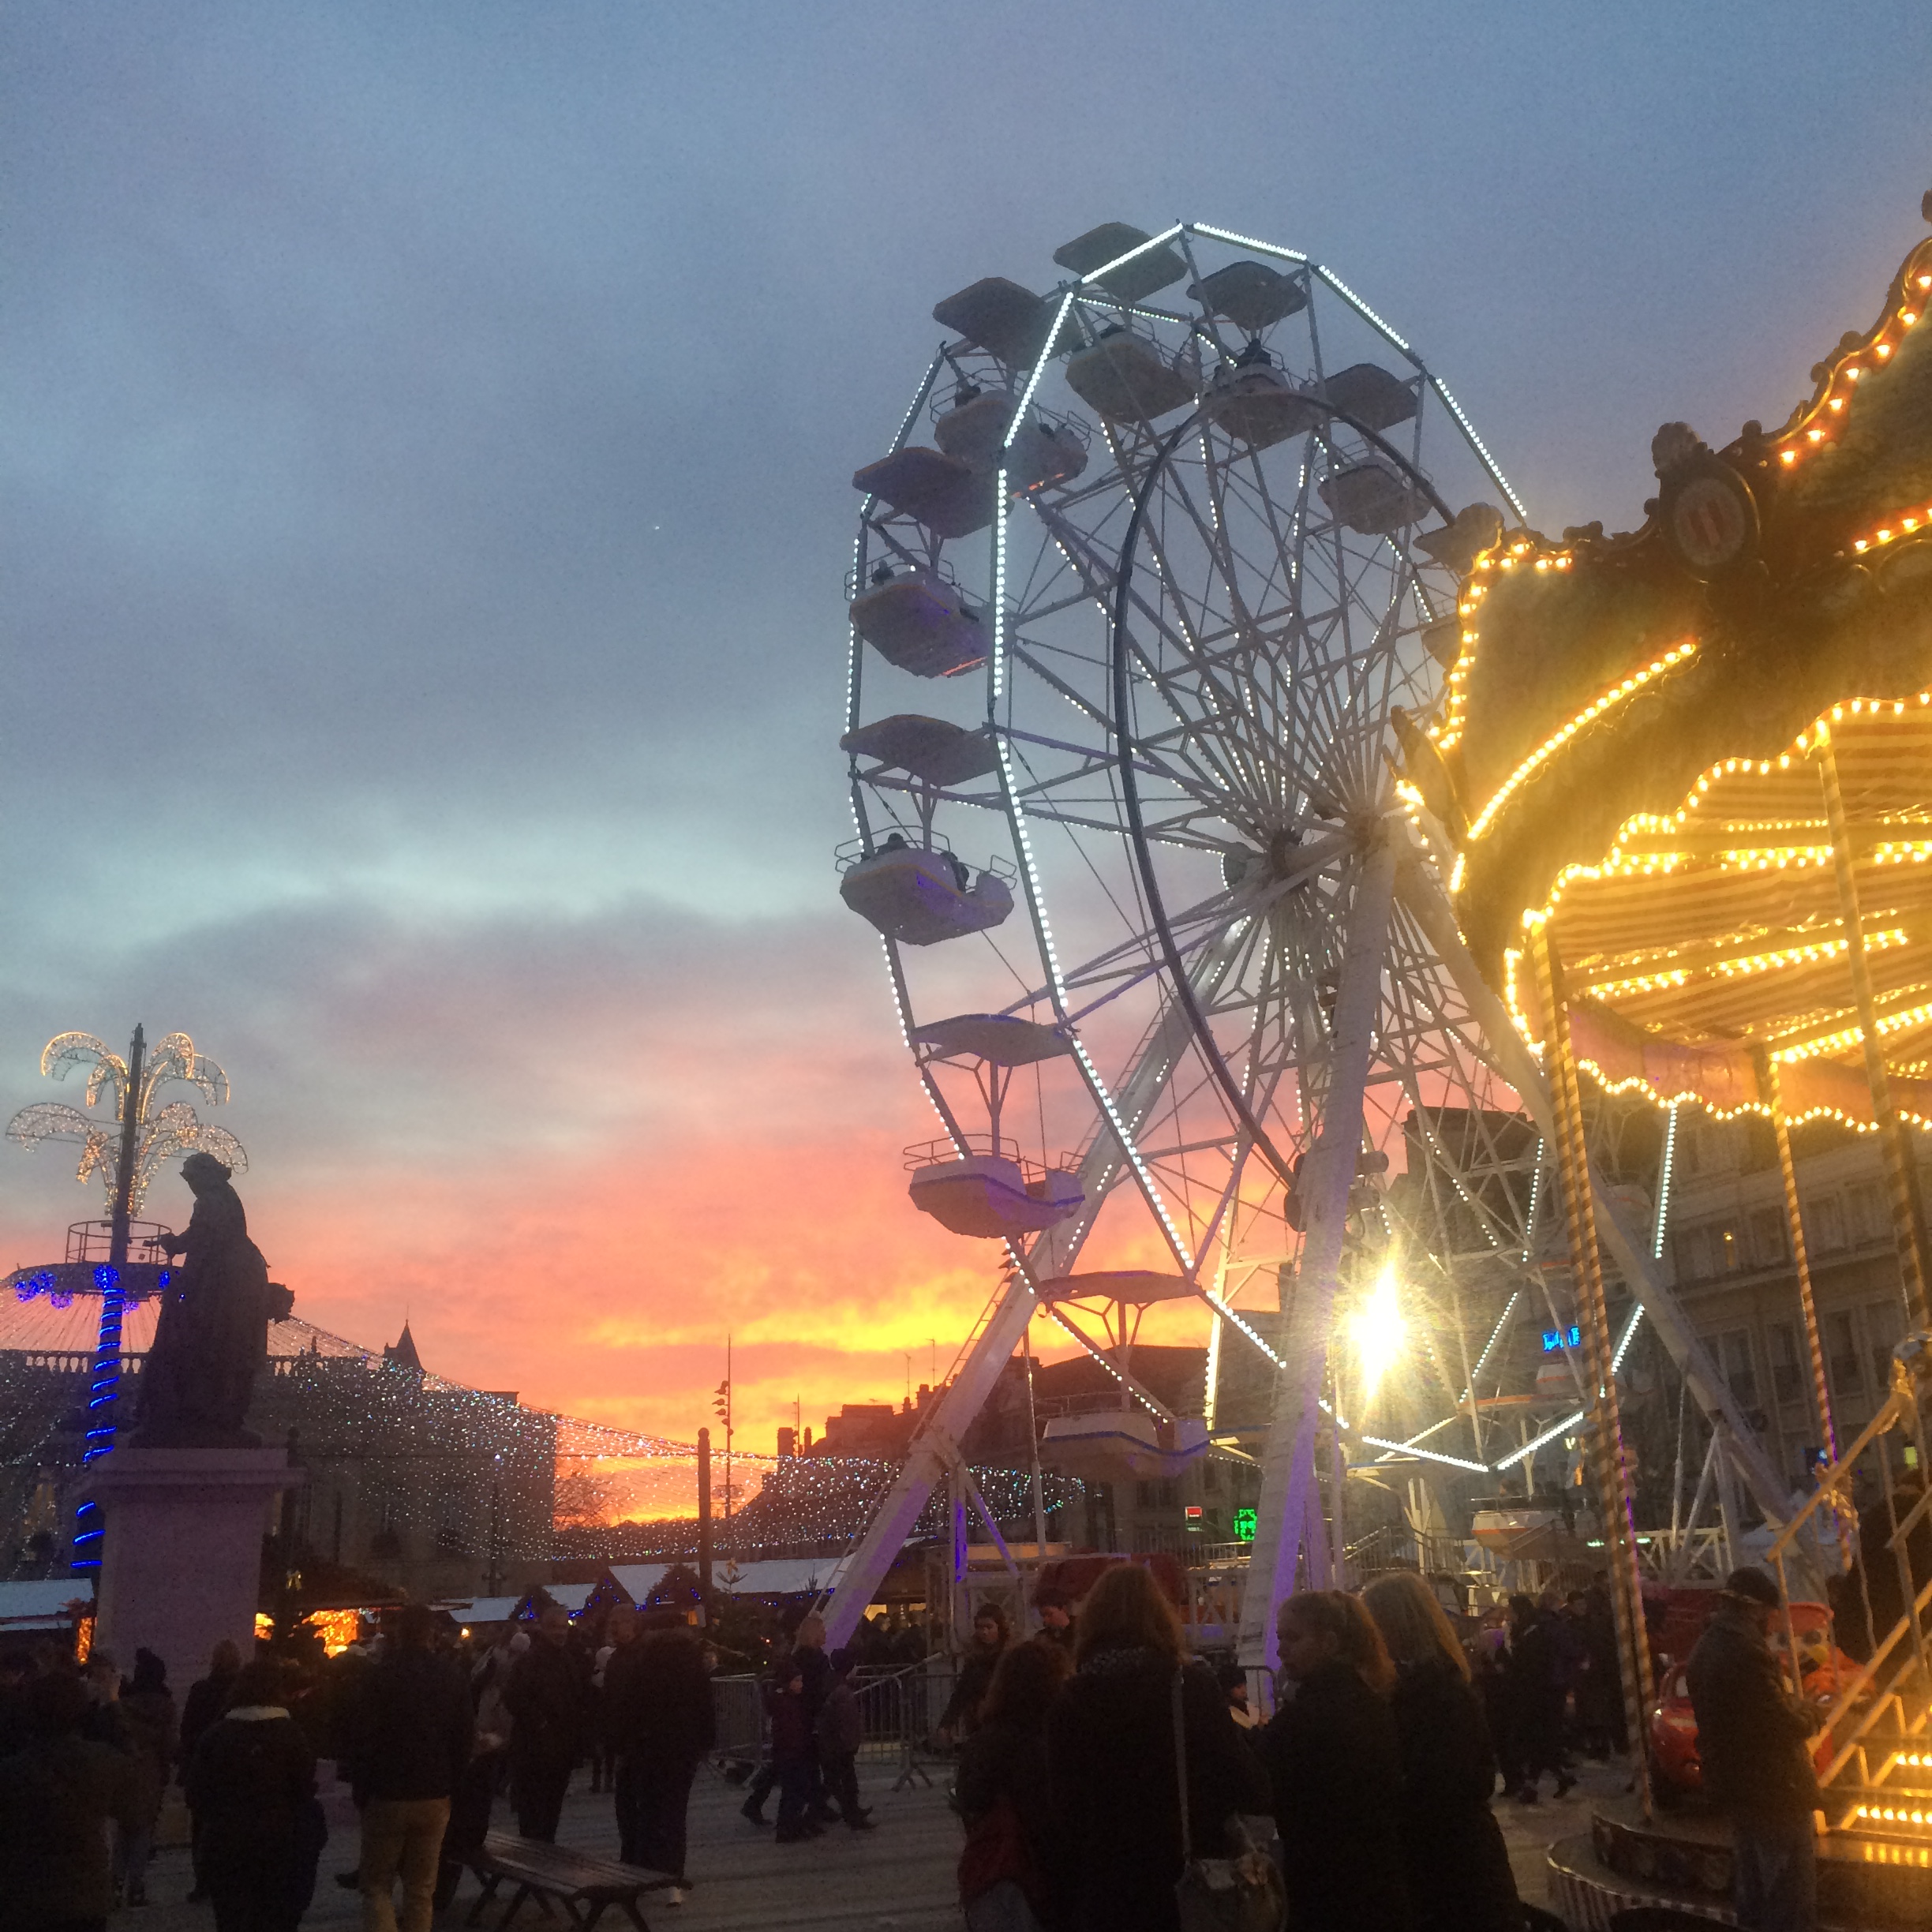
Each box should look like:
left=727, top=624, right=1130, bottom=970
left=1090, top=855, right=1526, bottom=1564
left=1232, top=1507, right=1257, bottom=1543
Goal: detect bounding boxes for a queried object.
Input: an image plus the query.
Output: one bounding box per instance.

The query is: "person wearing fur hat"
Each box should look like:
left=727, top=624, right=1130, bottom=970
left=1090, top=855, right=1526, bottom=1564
left=1686, top=1567, right=1824, bottom=1932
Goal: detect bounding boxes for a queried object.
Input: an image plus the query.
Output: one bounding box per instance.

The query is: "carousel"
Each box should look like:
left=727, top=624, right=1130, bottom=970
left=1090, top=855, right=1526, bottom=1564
left=1405, top=199, right=1932, bottom=1926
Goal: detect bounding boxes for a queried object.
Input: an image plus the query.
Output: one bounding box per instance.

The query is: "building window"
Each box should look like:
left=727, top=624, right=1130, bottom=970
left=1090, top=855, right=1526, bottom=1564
left=1809, top=1194, right=1846, bottom=1252
left=1134, top=1481, right=1153, bottom=1509
left=1824, top=1311, right=1864, bottom=1398
left=1750, top=1208, right=1787, bottom=1267
left=1839, top=1174, right=1885, bottom=1252
left=1675, top=1224, right=1713, bottom=1281
left=1768, top=1323, right=1803, bottom=1406
left=1866, top=1300, right=1904, bottom=1390
left=1848, top=1181, right=1888, bottom=1245
left=1718, top=1330, right=1758, bottom=1409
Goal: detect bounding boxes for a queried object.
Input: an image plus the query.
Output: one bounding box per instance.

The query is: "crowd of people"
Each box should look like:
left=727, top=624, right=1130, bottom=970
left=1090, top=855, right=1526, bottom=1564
left=948, top=1566, right=1521, bottom=1932
left=0, top=1556, right=1828, bottom=1932
left=0, top=1596, right=723, bottom=1932
left=939, top=1561, right=1825, bottom=1932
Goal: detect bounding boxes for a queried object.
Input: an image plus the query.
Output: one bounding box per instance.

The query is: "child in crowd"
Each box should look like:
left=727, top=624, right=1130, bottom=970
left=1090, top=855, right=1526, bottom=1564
left=815, top=1649, right=874, bottom=1830
left=768, top=1664, right=816, bottom=1842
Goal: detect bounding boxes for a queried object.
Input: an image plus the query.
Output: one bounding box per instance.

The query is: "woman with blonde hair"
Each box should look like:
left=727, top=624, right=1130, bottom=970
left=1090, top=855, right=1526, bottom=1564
left=1361, top=1574, right=1521, bottom=1932
left=1046, top=1563, right=1268, bottom=1931
left=1258, top=1590, right=1412, bottom=1931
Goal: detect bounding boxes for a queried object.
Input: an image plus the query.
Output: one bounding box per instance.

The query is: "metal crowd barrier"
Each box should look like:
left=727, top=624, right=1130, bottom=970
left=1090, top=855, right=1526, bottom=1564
left=710, top=1657, right=959, bottom=1792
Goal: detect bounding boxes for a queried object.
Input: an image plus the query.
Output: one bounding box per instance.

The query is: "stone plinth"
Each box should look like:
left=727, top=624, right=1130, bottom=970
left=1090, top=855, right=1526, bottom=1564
left=90, top=1447, right=301, bottom=1682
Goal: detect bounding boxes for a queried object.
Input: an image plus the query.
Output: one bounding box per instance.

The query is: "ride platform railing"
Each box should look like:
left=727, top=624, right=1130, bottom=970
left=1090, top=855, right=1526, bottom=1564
left=1765, top=1331, right=1932, bottom=1849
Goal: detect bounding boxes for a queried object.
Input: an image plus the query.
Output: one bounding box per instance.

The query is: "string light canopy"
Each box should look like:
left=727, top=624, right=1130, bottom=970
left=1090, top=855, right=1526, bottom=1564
left=1402, top=206, right=1932, bottom=1135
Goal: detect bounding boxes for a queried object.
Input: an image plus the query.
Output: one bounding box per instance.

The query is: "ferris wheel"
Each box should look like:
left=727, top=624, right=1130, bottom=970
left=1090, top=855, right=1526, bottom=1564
left=827, top=220, right=1590, bottom=1662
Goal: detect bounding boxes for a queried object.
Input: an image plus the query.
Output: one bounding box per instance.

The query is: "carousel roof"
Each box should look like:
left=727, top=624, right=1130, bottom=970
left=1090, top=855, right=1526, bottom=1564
left=1403, top=207, right=1932, bottom=1128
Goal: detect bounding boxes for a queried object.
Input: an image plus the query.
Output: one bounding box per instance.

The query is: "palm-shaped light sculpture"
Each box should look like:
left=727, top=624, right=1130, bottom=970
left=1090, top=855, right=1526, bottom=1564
left=8, top=1028, right=245, bottom=1219
left=6, top=1025, right=249, bottom=1568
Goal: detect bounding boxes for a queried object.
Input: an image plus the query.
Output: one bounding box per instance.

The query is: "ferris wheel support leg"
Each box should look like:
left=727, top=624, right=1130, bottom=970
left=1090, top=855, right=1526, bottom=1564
left=818, top=1277, right=1039, bottom=1650
left=1236, top=828, right=1398, bottom=1673
left=1395, top=854, right=1803, bottom=1532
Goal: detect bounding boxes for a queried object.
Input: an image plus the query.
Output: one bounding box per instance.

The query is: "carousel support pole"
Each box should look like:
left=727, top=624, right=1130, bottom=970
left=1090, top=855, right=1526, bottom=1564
left=1816, top=722, right=1932, bottom=1330
left=1328, top=1417, right=1348, bottom=1588
left=1530, top=921, right=1656, bottom=1812
left=1754, top=1047, right=1841, bottom=1482
left=1236, top=827, right=1398, bottom=1672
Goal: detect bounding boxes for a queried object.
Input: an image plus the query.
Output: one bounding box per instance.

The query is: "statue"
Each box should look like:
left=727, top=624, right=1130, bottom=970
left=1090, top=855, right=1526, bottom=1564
left=134, top=1152, right=291, bottom=1447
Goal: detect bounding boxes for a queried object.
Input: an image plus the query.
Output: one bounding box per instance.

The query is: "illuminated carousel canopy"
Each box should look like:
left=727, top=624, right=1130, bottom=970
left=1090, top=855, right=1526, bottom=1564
left=1402, top=208, right=1932, bottom=1132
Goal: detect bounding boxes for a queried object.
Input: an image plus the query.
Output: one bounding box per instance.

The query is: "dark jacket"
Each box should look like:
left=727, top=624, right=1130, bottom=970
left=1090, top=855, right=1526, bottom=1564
left=0, top=1732, right=143, bottom=1927
left=505, top=1638, right=591, bottom=1769
left=1387, top=1657, right=1518, bottom=1932
left=605, top=1629, right=715, bottom=1764
left=957, top=1711, right=1056, bottom=1911
left=121, top=1687, right=176, bottom=1822
left=939, top=1639, right=1005, bottom=1738
left=766, top=1682, right=811, bottom=1765
left=817, top=1680, right=862, bottom=1757
left=1048, top=1646, right=1271, bottom=1932
left=1258, top=1661, right=1413, bottom=1932
left=1685, top=1604, right=1821, bottom=1818
left=187, top=1709, right=318, bottom=1893
left=180, top=1668, right=238, bottom=1769
left=347, top=1649, right=474, bottom=1804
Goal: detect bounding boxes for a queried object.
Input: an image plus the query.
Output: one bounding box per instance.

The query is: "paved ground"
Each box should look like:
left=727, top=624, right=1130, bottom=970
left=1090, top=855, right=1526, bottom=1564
left=121, top=1747, right=1627, bottom=1930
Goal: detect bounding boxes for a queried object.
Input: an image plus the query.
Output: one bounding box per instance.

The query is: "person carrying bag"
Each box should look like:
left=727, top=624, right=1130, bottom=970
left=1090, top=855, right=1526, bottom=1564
left=1171, top=1672, right=1284, bottom=1932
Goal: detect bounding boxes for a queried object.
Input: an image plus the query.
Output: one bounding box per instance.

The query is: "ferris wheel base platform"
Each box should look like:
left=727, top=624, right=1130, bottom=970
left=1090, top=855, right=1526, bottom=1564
left=1543, top=1801, right=1930, bottom=1930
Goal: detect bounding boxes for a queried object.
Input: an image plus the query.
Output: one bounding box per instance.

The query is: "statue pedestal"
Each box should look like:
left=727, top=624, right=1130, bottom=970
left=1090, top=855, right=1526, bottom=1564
left=89, top=1447, right=302, bottom=1680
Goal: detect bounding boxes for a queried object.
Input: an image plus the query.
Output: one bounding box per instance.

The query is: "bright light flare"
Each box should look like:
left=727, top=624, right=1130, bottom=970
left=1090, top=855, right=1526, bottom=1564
left=1347, top=1266, right=1406, bottom=1402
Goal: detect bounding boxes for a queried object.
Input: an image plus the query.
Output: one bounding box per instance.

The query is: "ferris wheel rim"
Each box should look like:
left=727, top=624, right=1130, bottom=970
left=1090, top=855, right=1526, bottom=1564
left=1103, top=382, right=1466, bottom=1204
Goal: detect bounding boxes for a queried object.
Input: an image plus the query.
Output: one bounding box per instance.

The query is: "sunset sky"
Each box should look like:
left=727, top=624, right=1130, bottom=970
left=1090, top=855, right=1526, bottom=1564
left=5, top=2, right=1930, bottom=1452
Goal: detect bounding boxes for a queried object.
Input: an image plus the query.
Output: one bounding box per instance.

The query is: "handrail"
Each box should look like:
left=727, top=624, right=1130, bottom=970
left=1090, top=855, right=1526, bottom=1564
left=1765, top=1386, right=1907, bottom=1563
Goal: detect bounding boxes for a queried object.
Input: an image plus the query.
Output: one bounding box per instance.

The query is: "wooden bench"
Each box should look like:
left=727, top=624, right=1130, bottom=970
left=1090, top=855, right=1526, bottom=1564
left=461, top=1830, right=675, bottom=1932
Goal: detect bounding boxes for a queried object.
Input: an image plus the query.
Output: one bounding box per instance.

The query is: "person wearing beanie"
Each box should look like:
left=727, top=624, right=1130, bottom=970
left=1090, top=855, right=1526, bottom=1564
left=1686, top=1567, right=1823, bottom=1932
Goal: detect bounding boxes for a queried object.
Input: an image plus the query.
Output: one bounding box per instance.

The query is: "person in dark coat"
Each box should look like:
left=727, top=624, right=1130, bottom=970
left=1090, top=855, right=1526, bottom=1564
left=1258, top=1589, right=1413, bottom=1932
left=117, top=1649, right=177, bottom=1907
left=0, top=1670, right=143, bottom=1932
left=957, top=1634, right=1071, bottom=1930
left=188, top=1657, right=320, bottom=1932
left=1048, top=1562, right=1270, bottom=1932
left=182, top=1640, right=244, bottom=1902
left=766, top=1660, right=816, bottom=1843
left=1363, top=1573, right=1521, bottom=1932
left=347, top=1605, right=474, bottom=1932
left=504, top=1604, right=591, bottom=1841
left=788, top=1613, right=838, bottom=1825
left=606, top=1611, right=717, bottom=1892
left=814, top=1646, right=872, bottom=1831
left=1502, top=1593, right=1573, bottom=1803
left=938, top=1602, right=1011, bottom=1746
left=1686, top=1567, right=1823, bottom=1932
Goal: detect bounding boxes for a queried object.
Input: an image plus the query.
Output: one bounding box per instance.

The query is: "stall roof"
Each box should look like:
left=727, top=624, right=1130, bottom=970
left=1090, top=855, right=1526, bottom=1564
left=605, top=1564, right=671, bottom=1604
left=713, top=1556, right=850, bottom=1598
left=436, top=1595, right=521, bottom=1625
